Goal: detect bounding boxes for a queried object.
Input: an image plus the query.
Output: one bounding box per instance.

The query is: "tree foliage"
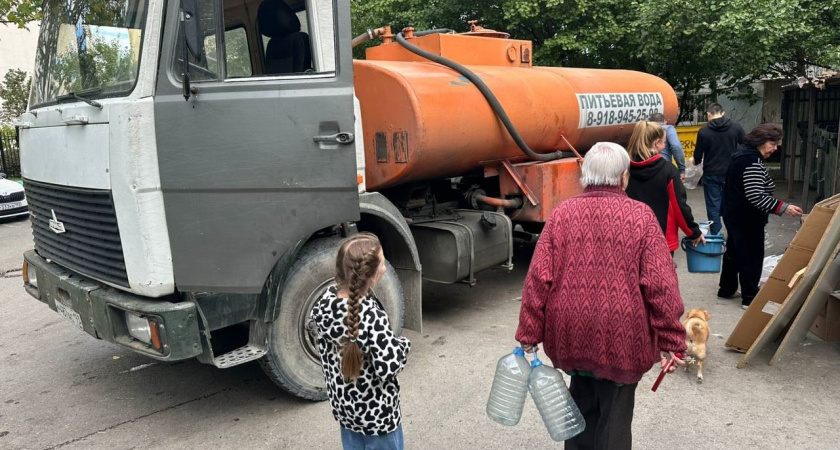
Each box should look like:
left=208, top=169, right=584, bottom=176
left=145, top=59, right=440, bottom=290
left=634, top=0, right=840, bottom=121
left=5, top=0, right=840, bottom=121
left=0, top=69, right=30, bottom=123
left=352, top=0, right=840, bottom=122
left=0, top=0, right=40, bottom=27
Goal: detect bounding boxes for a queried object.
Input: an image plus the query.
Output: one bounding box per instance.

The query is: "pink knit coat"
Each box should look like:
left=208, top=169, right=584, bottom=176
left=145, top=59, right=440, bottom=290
left=515, top=186, right=687, bottom=384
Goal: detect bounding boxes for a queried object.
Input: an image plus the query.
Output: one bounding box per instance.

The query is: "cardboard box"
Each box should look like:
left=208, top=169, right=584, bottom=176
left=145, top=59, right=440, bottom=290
left=726, top=196, right=840, bottom=352
left=809, top=292, right=840, bottom=341
left=726, top=245, right=815, bottom=352
left=790, top=202, right=836, bottom=249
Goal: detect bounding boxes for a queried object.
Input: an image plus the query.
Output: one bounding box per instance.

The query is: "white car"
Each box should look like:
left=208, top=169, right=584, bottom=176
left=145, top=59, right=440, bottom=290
left=0, top=174, right=28, bottom=219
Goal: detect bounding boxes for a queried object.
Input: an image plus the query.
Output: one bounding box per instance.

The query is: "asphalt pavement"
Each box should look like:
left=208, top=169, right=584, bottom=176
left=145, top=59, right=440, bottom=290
left=1, top=185, right=839, bottom=449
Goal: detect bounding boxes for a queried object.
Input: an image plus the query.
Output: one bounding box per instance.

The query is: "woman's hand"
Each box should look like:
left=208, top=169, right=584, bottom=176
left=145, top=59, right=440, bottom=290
left=521, top=344, right=539, bottom=353
left=785, top=205, right=804, bottom=217
left=660, top=352, right=686, bottom=372
left=692, top=234, right=706, bottom=247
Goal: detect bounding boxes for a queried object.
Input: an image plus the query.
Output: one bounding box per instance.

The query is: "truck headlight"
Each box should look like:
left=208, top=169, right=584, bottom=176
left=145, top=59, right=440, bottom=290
left=22, top=260, right=37, bottom=288
left=125, top=312, right=163, bottom=350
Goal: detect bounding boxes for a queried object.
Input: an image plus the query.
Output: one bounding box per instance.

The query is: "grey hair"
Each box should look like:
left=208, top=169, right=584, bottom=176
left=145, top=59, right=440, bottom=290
left=580, top=142, right=630, bottom=188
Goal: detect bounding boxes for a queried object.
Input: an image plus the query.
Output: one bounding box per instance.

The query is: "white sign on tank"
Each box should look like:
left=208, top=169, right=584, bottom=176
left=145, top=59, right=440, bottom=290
left=576, top=92, right=665, bottom=128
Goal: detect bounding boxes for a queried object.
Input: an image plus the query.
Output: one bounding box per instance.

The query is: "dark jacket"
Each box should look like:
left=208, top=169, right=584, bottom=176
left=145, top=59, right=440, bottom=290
left=694, top=117, right=745, bottom=175
left=722, top=145, right=789, bottom=229
left=626, top=154, right=702, bottom=251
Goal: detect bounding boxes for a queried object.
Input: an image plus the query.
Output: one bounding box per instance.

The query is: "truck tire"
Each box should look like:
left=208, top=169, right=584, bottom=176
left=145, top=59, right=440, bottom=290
left=259, top=237, right=405, bottom=400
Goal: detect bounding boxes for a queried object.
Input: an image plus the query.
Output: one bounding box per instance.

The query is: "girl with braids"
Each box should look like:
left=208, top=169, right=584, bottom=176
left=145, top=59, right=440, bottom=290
left=311, top=233, right=411, bottom=450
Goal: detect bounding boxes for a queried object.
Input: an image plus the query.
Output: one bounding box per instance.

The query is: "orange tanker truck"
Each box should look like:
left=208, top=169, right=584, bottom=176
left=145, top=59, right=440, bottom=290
left=19, top=0, right=676, bottom=400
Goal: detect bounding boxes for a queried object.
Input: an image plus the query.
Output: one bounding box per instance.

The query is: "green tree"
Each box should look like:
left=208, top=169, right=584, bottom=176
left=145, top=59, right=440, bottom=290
left=635, top=0, right=840, bottom=121
left=0, top=69, right=31, bottom=122
left=351, top=0, right=645, bottom=68
left=351, top=0, right=840, bottom=122
left=7, top=0, right=840, bottom=121
left=0, top=0, right=40, bottom=26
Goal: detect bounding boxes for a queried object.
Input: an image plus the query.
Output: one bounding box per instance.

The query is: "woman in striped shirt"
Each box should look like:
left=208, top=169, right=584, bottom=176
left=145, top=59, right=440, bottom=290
left=719, top=124, right=803, bottom=309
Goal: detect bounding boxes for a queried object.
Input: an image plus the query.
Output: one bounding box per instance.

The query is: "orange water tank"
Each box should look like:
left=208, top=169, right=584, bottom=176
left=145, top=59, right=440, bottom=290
left=354, top=32, right=678, bottom=190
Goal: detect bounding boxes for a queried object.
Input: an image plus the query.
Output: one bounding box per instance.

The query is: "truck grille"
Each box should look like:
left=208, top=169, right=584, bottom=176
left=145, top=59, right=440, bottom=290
left=24, top=180, right=129, bottom=288
left=0, top=191, right=24, bottom=203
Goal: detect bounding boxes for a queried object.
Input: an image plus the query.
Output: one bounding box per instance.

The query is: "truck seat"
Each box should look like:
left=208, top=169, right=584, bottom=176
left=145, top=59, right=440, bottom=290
left=257, top=0, right=312, bottom=74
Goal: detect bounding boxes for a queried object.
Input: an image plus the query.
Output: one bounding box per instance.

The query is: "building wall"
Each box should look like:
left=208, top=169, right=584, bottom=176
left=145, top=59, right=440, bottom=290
left=677, top=82, right=767, bottom=132
left=0, top=23, right=40, bottom=114
left=762, top=79, right=788, bottom=125
left=716, top=82, right=765, bottom=133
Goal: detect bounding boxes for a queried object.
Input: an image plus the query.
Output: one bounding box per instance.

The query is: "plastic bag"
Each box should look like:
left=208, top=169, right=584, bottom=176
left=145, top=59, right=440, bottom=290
left=759, top=255, right=782, bottom=286
left=683, top=160, right=703, bottom=189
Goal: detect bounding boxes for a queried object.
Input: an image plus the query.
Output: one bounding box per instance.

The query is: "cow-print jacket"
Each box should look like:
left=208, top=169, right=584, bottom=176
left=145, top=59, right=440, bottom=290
left=311, top=286, right=411, bottom=435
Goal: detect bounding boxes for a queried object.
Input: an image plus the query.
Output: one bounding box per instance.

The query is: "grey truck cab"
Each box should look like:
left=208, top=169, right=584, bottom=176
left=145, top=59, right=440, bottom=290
left=19, top=0, right=440, bottom=400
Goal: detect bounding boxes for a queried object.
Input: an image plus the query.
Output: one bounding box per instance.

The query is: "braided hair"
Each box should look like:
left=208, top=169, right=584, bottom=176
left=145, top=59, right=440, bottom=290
left=334, top=232, right=382, bottom=381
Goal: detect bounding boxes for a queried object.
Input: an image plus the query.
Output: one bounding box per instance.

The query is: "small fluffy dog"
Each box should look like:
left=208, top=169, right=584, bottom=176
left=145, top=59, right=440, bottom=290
left=683, top=308, right=710, bottom=383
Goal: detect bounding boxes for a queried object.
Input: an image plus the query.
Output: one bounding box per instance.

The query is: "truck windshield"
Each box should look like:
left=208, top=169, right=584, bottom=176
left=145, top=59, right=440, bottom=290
left=30, top=0, right=148, bottom=108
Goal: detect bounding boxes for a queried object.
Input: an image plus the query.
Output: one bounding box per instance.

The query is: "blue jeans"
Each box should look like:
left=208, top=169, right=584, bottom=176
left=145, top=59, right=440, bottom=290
left=340, top=425, right=404, bottom=450
left=703, top=175, right=726, bottom=235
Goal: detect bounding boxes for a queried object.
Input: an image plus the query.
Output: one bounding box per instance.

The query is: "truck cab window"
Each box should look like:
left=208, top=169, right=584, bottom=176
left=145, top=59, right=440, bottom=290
left=30, top=0, right=149, bottom=107
left=211, top=0, right=335, bottom=79
left=256, top=0, right=311, bottom=74
left=205, top=26, right=253, bottom=78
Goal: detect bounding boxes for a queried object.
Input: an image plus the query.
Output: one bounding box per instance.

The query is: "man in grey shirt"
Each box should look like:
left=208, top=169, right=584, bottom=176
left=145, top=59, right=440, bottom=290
left=649, top=113, right=686, bottom=180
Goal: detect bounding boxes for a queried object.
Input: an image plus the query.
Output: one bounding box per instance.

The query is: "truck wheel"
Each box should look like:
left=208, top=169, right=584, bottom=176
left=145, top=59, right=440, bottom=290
left=259, top=237, right=405, bottom=400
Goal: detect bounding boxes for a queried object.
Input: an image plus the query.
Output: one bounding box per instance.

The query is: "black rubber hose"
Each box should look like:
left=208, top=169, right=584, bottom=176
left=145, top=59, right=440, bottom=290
left=395, top=30, right=563, bottom=162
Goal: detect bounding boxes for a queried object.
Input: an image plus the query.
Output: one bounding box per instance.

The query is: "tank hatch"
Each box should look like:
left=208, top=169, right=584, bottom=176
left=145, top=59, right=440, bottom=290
left=365, top=22, right=533, bottom=68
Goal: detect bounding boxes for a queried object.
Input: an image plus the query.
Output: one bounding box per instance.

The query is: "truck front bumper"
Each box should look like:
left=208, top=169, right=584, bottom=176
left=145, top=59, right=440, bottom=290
left=23, top=250, right=203, bottom=361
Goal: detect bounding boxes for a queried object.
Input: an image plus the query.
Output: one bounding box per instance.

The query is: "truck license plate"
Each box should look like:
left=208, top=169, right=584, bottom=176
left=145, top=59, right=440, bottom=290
left=55, top=300, right=84, bottom=330
left=0, top=201, right=22, bottom=211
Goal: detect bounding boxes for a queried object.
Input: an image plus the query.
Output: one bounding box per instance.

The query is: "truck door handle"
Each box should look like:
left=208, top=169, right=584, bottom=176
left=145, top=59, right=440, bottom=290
left=313, top=132, right=354, bottom=145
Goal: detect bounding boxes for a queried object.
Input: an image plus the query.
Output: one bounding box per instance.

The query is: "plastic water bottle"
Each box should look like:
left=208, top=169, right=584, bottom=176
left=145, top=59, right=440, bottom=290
left=486, top=347, right=532, bottom=426
left=528, top=351, right=585, bottom=442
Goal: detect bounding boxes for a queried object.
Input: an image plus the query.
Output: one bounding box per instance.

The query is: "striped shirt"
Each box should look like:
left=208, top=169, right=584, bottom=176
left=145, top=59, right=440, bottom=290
left=723, top=145, right=788, bottom=228
left=742, top=157, right=784, bottom=215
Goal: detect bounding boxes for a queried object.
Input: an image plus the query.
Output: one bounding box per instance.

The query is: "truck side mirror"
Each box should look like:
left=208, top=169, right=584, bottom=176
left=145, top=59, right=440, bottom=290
left=180, top=0, right=203, bottom=100
left=181, top=0, right=203, bottom=60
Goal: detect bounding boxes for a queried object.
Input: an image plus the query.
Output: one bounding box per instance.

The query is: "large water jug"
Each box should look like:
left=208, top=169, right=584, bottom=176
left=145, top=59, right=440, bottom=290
left=486, top=347, right=532, bottom=426
left=528, top=352, right=586, bottom=441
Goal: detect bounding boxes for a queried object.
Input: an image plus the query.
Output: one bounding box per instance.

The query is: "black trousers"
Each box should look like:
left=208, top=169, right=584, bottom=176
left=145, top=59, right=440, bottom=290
left=718, top=221, right=765, bottom=305
left=565, top=376, right=637, bottom=450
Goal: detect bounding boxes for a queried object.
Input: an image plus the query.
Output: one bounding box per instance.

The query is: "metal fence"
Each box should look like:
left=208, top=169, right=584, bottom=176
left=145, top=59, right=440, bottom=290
left=0, top=128, right=21, bottom=178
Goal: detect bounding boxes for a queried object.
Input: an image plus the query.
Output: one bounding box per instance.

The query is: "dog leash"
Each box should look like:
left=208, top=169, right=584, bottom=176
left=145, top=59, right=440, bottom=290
left=651, top=353, right=683, bottom=392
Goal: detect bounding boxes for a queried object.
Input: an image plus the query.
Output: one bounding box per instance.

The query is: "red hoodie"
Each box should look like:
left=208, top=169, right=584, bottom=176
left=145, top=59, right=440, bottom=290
left=626, top=154, right=702, bottom=252
left=515, top=186, right=687, bottom=385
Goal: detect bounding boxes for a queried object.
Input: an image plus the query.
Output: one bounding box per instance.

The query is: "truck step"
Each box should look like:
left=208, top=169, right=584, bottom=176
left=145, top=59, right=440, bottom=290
left=213, top=345, right=267, bottom=368
left=211, top=319, right=268, bottom=369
